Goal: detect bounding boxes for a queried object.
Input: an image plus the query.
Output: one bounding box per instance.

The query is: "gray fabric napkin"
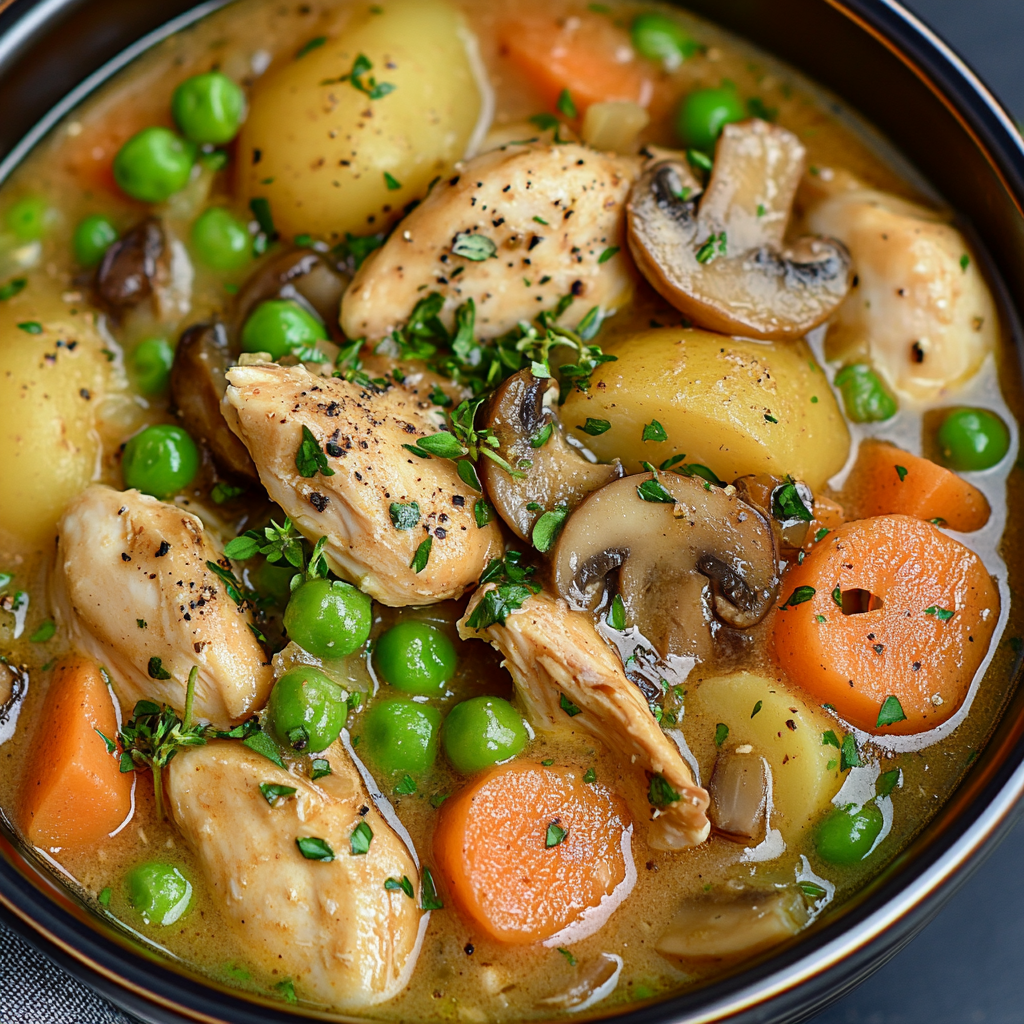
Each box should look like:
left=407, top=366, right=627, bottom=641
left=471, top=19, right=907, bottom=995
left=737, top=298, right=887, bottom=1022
left=0, top=919, right=137, bottom=1024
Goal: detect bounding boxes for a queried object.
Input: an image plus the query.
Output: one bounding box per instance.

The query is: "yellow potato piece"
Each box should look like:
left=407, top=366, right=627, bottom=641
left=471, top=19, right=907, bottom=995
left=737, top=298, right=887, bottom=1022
left=562, top=327, right=849, bottom=490
left=0, top=286, right=107, bottom=546
left=237, top=0, right=486, bottom=240
left=687, top=671, right=842, bottom=839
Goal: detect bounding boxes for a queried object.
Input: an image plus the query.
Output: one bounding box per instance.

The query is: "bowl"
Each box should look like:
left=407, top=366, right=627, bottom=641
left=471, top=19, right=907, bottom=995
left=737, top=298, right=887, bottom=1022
left=2, top=0, right=1024, bottom=1021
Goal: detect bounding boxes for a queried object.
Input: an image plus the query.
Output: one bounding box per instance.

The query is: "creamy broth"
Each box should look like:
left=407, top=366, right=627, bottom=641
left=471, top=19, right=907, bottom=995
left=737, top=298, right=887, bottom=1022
left=0, top=0, right=1021, bottom=1019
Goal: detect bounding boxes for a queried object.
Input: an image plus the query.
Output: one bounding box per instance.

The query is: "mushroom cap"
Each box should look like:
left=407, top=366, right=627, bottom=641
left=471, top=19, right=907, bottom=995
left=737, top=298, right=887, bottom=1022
left=626, top=120, right=852, bottom=339
left=553, top=472, right=778, bottom=662
left=480, top=368, right=621, bottom=541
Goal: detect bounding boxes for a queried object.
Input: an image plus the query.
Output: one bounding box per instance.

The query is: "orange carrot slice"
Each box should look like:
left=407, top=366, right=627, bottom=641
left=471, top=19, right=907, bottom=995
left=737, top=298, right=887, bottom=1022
left=19, top=656, right=133, bottom=848
left=499, top=13, right=656, bottom=116
left=434, top=762, right=631, bottom=944
left=843, top=441, right=990, bottom=532
left=773, top=515, right=998, bottom=734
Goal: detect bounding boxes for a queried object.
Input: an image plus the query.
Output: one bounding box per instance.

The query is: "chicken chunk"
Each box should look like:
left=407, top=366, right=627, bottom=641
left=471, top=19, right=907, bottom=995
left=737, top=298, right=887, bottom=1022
left=52, top=485, right=272, bottom=728
left=458, top=589, right=710, bottom=850
left=222, top=363, right=502, bottom=606
left=341, top=142, right=640, bottom=341
left=168, top=741, right=422, bottom=1008
left=804, top=186, right=996, bottom=399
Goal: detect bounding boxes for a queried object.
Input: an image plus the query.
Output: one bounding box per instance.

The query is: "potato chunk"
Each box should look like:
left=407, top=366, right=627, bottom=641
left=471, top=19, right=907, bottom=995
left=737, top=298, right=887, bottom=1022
left=0, top=286, right=107, bottom=546
left=687, top=671, right=843, bottom=839
left=562, top=327, right=849, bottom=490
left=237, top=0, right=487, bottom=239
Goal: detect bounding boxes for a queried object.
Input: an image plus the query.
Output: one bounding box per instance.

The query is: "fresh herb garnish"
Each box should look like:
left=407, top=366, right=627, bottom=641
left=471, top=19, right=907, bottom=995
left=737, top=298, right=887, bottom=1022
left=751, top=700, right=763, bottom=718
left=395, top=774, right=417, bottom=795
left=557, top=947, right=577, bottom=966
left=637, top=478, right=675, bottom=503
left=260, top=783, right=297, bottom=806
left=274, top=979, right=297, bottom=1004
left=452, top=232, right=497, bottom=261
left=642, top=419, right=668, bottom=443
left=29, top=619, right=55, bottom=643
left=242, top=730, right=286, bottom=768
left=597, top=246, right=620, bottom=264
left=772, top=479, right=814, bottom=522
left=895, top=465, right=908, bottom=482
left=606, top=593, right=627, bottom=631
left=877, top=768, right=901, bottom=798
left=648, top=773, right=680, bottom=806
left=296, top=836, right=335, bottom=861
left=465, top=552, right=541, bottom=629
left=532, top=506, right=569, bottom=553
left=295, top=425, right=336, bottom=478
left=556, top=88, right=577, bottom=119
left=581, top=418, right=612, bottom=435
left=545, top=822, right=567, bottom=848
left=0, top=278, right=27, bottom=302
left=695, top=231, right=727, bottom=264
left=559, top=693, right=582, bottom=717
left=924, top=606, right=955, bottom=621
left=714, top=722, right=729, bottom=747
left=473, top=498, right=494, bottom=528
left=420, top=866, right=443, bottom=910
left=296, top=35, right=326, bottom=58
left=876, top=695, right=907, bottom=728
left=97, top=887, right=112, bottom=907
left=350, top=820, right=373, bottom=855
left=410, top=537, right=432, bottom=573
left=310, top=758, right=332, bottom=780
left=583, top=768, right=597, bottom=784
left=118, top=666, right=207, bottom=818
left=383, top=171, right=402, bottom=191
left=840, top=733, right=862, bottom=772
left=389, top=502, right=420, bottom=530
left=822, top=730, right=840, bottom=748
left=385, top=875, right=415, bottom=898
left=781, top=585, right=815, bottom=608
left=17, top=321, right=42, bottom=334
left=799, top=881, right=827, bottom=899
left=331, top=53, right=395, bottom=100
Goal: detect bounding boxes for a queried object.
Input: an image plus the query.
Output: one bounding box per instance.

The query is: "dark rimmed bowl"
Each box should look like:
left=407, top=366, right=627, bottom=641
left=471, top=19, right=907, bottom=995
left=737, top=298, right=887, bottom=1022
left=2, top=0, right=1024, bottom=1021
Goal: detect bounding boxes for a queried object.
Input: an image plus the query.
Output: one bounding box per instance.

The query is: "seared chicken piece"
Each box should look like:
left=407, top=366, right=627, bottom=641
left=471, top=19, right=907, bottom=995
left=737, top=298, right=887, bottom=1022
left=341, top=142, right=640, bottom=341
left=168, top=741, right=422, bottom=1009
left=459, top=589, right=710, bottom=850
left=222, top=363, right=502, bottom=606
left=804, top=186, right=996, bottom=399
left=52, top=485, right=272, bottom=728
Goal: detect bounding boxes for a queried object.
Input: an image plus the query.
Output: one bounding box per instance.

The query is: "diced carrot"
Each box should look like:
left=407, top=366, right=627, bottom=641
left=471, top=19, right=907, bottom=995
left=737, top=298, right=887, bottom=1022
left=499, top=13, right=656, bottom=116
left=434, top=762, right=631, bottom=944
left=843, top=441, right=990, bottom=532
left=773, top=515, right=998, bottom=734
left=19, top=656, right=133, bottom=848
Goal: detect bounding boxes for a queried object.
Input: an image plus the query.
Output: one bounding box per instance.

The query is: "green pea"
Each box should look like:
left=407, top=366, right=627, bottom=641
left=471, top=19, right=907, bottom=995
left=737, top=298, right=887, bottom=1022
left=255, top=559, right=300, bottom=605
left=266, top=666, right=347, bottom=752
left=442, top=696, right=527, bottom=775
left=122, top=425, right=199, bottom=498
left=5, top=196, right=50, bottom=242
left=132, top=338, right=175, bottom=396
left=363, top=698, right=441, bottom=775
left=833, top=363, right=898, bottom=423
left=374, top=621, right=457, bottom=696
left=240, top=299, right=328, bottom=361
left=815, top=802, right=884, bottom=865
left=631, top=12, right=699, bottom=67
left=172, top=72, right=246, bottom=145
left=125, top=862, right=192, bottom=926
left=677, top=86, right=745, bottom=151
left=936, top=407, right=1010, bottom=471
left=73, top=214, right=119, bottom=267
left=284, top=578, right=372, bottom=659
left=190, top=207, right=251, bottom=271
left=113, top=127, right=197, bottom=204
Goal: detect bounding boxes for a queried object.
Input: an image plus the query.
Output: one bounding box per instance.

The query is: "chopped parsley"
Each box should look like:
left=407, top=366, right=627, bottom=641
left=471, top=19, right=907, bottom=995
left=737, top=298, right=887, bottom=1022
left=924, top=606, right=955, bottom=621
left=637, top=477, right=675, bottom=503
left=17, top=321, right=42, bottom=334
left=877, top=768, right=901, bottom=798
left=556, top=88, right=577, bottom=119
left=410, top=537, right=432, bottom=573
left=648, top=773, right=680, bottom=806
left=606, top=593, right=627, bottom=631
left=545, top=822, right=567, bottom=848
left=310, top=758, right=332, bottom=780
left=259, top=783, right=297, bottom=806
left=297, top=836, right=334, bottom=861
left=822, top=730, right=840, bottom=748
left=383, top=171, right=402, bottom=190
left=751, top=700, right=763, bottom=718
left=295, top=425, right=336, bottom=478
left=350, top=821, right=373, bottom=855
left=465, top=552, right=541, bottom=629
left=0, top=278, right=27, bottom=301
left=97, top=887, right=112, bottom=907
left=559, top=693, right=582, bottom=717
left=583, top=768, right=597, bottom=784
left=530, top=423, right=553, bottom=448
left=385, top=875, right=415, bottom=898
left=695, top=231, right=727, bottom=264
left=597, top=245, right=620, bottom=264
left=395, top=775, right=417, bottom=795
left=275, top=979, right=297, bottom=1004
left=642, top=419, right=668, bottom=443
left=473, top=498, right=494, bottom=528
left=581, top=417, right=612, bottom=435
left=772, top=479, right=814, bottom=522
left=243, top=730, right=286, bottom=769
left=532, top=506, right=569, bottom=553
left=389, top=501, right=421, bottom=530
left=29, top=619, right=55, bottom=643
left=452, top=232, right=497, bottom=261
left=420, top=866, right=443, bottom=910
left=895, top=465, right=908, bottom=482
left=331, top=53, right=395, bottom=100
left=840, top=733, right=862, bottom=772
left=876, top=695, right=907, bottom=728
left=147, top=656, right=171, bottom=680
left=557, top=947, right=577, bottom=966
left=781, top=585, right=815, bottom=608
left=714, top=722, right=729, bottom=747
left=295, top=35, right=326, bottom=58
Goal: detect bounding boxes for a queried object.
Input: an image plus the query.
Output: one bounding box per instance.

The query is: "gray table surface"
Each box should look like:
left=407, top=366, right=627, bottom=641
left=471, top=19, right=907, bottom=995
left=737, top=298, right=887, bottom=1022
left=3, top=0, right=1024, bottom=1021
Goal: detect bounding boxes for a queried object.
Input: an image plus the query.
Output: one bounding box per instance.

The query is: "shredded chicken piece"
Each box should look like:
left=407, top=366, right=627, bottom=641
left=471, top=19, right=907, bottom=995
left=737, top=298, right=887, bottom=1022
left=168, top=741, right=422, bottom=1008
left=804, top=185, right=997, bottom=398
left=458, top=589, right=710, bottom=849
left=222, top=363, right=502, bottom=606
left=341, top=141, right=640, bottom=341
left=51, top=485, right=272, bottom=728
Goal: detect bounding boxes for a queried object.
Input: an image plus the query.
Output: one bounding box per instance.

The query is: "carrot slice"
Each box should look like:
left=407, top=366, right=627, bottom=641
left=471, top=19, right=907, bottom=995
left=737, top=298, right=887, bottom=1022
left=773, top=515, right=998, bottom=734
left=19, top=656, right=133, bottom=848
left=434, top=762, right=631, bottom=944
left=499, top=13, right=656, bottom=116
left=843, top=441, right=990, bottom=532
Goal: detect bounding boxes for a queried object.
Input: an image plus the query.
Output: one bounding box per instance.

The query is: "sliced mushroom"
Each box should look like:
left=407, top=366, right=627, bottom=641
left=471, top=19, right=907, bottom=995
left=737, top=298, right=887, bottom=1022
left=656, top=889, right=808, bottom=963
left=708, top=745, right=769, bottom=843
left=232, top=247, right=350, bottom=342
left=95, top=217, right=165, bottom=312
left=627, top=120, right=851, bottom=339
left=169, top=323, right=259, bottom=484
left=481, top=368, right=621, bottom=541
left=553, top=472, right=778, bottom=662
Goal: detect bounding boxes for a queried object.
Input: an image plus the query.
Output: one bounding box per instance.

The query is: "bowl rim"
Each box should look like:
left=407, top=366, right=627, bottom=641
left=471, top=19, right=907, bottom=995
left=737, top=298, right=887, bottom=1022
left=1, top=0, right=1024, bottom=1021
